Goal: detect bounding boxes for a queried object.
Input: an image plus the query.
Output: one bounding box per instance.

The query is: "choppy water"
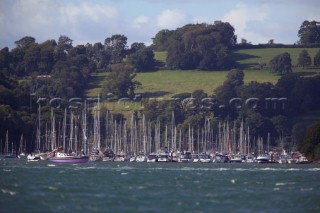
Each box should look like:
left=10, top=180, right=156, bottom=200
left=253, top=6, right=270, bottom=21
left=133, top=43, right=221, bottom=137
left=1, top=159, right=320, bottom=213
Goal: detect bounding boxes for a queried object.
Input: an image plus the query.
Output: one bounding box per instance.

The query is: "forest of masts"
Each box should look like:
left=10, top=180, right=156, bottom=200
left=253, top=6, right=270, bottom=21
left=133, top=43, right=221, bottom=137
left=19, top=99, right=271, bottom=157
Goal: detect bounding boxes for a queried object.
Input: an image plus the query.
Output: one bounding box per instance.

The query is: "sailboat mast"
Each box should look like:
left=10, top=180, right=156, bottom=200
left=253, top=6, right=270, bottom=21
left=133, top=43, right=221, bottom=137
left=171, top=111, right=175, bottom=150
left=5, top=130, right=8, bottom=154
left=37, top=100, right=41, bottom=151
left=69, top=110, right=74, bottom=153
left=51, top=108, right=56, bottom=151
left=82, top=101, right=88, bottom=155
left=63, top=108, right=66, bottom=153
left=97, top=96, right=100, bottom=151
left=179, top=127, right=181, bottom=152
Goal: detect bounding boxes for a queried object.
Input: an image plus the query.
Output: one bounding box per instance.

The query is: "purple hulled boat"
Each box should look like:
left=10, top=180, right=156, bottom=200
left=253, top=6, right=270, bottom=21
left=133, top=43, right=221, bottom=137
left=49, top=152, right=89, bottom=163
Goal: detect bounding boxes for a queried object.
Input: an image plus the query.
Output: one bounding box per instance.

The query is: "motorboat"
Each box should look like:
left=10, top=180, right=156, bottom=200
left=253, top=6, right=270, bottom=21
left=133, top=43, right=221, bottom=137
left=246, top=155, right=255, bottom=163
left=136, top=152, right=147, bottom=162
left=178, top=151, right=192, bottom=163
left=158, top=152, right=170, bottom=162
left=199, top=153, right=212, bottom=163
left=229, top=154, right=242, bottom=163
left=147, top=153, right=158, bottom=162
left=256, top=153, right=270, bottom=163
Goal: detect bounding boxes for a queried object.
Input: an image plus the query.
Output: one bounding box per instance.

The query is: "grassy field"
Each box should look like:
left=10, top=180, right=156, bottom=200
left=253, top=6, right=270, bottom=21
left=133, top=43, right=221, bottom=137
left=232, top=48, right=320, bottom=67
left=86, top=48, right=320, bottom=100
left=135, top=69, right=279, bottom=99
left=84, top=47, right=320, bottom=120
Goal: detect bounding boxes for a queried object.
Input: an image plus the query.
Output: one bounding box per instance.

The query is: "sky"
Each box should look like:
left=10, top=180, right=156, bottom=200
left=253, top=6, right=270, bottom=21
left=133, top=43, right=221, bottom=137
left=1, top=0, right=320, bottom=49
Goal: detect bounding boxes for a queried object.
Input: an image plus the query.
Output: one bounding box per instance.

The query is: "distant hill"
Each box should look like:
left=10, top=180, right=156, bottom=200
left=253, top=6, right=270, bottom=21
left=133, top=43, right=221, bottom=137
left=86, top=48, right=320, bottom=101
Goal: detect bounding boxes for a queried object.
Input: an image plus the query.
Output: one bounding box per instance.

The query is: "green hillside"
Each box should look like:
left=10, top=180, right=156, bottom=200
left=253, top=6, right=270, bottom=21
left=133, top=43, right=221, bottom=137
left=232, top=48, right=320, bottom=68
left=134, top=69, right=278, bottom=99
left=86, top=48, right=320, bottom=100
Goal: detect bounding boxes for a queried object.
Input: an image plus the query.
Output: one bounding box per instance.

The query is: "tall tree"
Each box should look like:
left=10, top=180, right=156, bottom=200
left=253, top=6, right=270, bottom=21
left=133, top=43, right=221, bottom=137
left=297, top=49, right=312, bottom=67
left=23, top=43, right=41, bottom=74
left=14, top=36, right=36, bottom=49
left=166, top=22, right=236, bottom=70
left=298, top=120, right=320, bottom=160
left=101, top=64, right=140, bottom=98
left=129, top=42, right=146, bottom=54
left=104, top=34, right=127, bottom=64
left=270, top=52, right=292, bottom=75
left=214, top=69, right=244, bottom=119
left=239, top=81, right=276, bottom=115
left=275, top=74, right=301, bottom=97
left=88, top=42, right=110, bottom=70
left=225, top=68, right=244, bottom=88
left=153, top=29, right=174, bottom=51
left=57, top=35, right=73, bottom=50
left=0, top=47, right=11, bottom=71
left=213, top=21, right=237, bottom=47
left=38, top=40, right=56, bottom=74
left=128, top=47, right=155, bottom=72
left=55, top=35, right=73, bottom=61
left=298, top=20, right=320, bottom=45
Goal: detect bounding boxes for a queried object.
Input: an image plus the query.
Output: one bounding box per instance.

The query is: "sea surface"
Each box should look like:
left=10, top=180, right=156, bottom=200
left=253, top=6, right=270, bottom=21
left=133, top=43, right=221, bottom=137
left=1, top=159, right=320, bottom=213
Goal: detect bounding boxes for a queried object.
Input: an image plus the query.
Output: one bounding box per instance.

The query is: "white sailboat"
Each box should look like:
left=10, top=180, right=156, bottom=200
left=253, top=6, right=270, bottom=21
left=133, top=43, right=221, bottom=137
left=90, top=98, right=103, bottom=162
left=18, top=134, right=27, bottom=159
left=28, top=98, right=45, bottom=161
left=146, top=152, right=158, bottom=162
left=4, top=131, right=16, bottom=159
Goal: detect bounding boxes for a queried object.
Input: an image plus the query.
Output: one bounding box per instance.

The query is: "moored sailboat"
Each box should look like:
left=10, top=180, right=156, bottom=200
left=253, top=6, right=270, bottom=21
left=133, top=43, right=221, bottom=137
left=4, top=131, right=16, bottom=159
left=147, top=152, right=158, bottom=162
left=136, top=152, right=147, bottom=162
left=49, top=146, right=89, bottom=163
left=157, top=152, right=170, bottom=162
left=49, top=152, right=89, bottom=163
left=178, top=151, right=192, bottom=163
left=256, top=153, right=270, bottom=163
left=18, top=134, right=27, bottom=159
left=199, top=153, right=212, bottom=163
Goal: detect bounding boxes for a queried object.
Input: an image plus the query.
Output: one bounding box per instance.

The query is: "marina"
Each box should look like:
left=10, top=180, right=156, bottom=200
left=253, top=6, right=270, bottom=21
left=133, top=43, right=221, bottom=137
left=3, top=102, right=309, bottom=165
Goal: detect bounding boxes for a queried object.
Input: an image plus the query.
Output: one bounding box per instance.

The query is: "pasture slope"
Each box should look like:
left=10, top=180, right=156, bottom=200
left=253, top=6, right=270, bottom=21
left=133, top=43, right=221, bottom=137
left=85, top=48, right=320, bottom=121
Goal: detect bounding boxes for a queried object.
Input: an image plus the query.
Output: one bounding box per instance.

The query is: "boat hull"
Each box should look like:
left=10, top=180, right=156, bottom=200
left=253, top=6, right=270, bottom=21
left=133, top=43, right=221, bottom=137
left=49, top=156, right=89, bottom=163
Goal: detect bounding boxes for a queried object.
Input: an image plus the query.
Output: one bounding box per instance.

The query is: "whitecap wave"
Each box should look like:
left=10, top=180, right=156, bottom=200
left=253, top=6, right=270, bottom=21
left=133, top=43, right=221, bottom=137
left=259, top=168, right=279, bottom=171
left=75, top=166, right=96, bottom=170
left=288, top=168, right=300, bottom=171
left=275, top=183, right=286, bottom=186
left=275, top=182, right=296, bottom=186
left=307, top=168, right=320, bottom=172
left=217, top=168, right=230, bottom=171
left=1, top=189, right=16, bottom=196
left=48, top=186, right=58, bottom=190
left=234, top=168, right=249, bottom=171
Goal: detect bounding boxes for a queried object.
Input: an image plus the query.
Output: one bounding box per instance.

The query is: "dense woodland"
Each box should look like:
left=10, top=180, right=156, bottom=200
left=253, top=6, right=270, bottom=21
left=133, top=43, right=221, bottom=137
left=1, top=20, right=320, bottom=160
